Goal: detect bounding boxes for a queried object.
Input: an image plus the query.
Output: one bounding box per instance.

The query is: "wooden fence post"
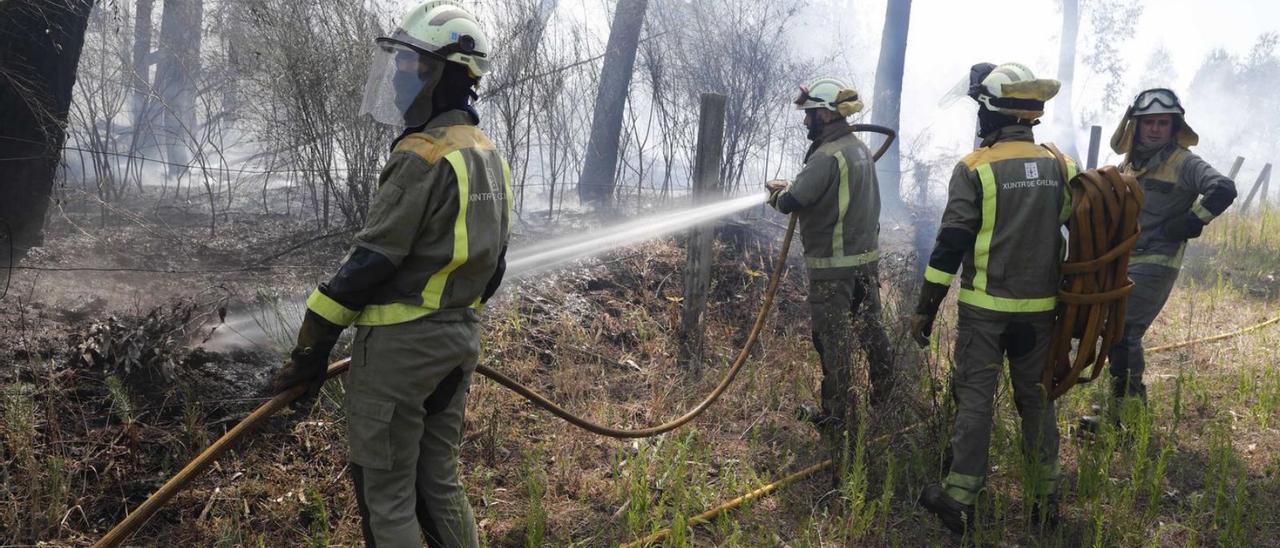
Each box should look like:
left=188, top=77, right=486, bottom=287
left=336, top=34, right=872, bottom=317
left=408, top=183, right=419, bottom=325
left=680, top=93, right=727, bottom=369
left=1240, top=163, right=1272, bottom=213
left=1086, top=125, right=1102, bottom=170
left=1227, top=156, right=1245, bottom=180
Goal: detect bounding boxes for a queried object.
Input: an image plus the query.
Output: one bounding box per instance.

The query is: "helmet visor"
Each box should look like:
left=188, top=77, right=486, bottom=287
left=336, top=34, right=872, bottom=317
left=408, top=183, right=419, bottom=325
left=1132, top=88, right=1183, bottom=114
left=359, top=41, right=445, bottom=127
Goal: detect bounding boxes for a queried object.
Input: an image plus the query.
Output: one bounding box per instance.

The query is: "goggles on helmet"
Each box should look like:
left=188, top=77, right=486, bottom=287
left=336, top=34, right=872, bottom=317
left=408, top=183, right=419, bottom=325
left=1132, top=88, right=1184, bottom=114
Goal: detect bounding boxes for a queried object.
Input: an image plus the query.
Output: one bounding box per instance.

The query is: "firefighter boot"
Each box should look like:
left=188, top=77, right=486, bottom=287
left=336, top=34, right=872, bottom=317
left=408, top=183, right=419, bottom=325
left=919, top=484, right=974, bottom=535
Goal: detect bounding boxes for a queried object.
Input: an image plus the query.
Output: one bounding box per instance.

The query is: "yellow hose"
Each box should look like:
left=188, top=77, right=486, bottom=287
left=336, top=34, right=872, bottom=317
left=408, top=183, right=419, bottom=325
left=1147, top=313, right=1280, bottom=354
left=622, top=423, right=923, bottom=548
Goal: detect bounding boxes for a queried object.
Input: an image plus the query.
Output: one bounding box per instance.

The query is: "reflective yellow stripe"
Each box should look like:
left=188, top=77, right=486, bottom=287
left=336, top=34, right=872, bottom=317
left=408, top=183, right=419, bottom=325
left=1191, top=202, right=1216, bottom=223
left=421, top=151, right=471, bottom=310
left=832, top=151, right=850, bottom=258
left=944, top=472, right=984, bottom=505
left=958, top=288, right=1056, bottom=313
left=806, top=249, right=880, bottom=269
left=306, top=288, right=359, bottom=327
left=1130, top=243, right=1186, bottom=269
left=355, top=302, right=433, bottom=326
left=973, top=163, right=998, bottom=292
left=1029, top=462, right=1062, bottom=497
left=924, top=265, right=955, bottom=286
left=1059, top=160, right=1077, bottom=223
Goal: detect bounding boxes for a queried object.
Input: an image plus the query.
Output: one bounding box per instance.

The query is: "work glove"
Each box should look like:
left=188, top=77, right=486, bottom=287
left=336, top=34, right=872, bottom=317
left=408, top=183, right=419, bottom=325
left=271, top=310, right=344, bottom=402
left=910, top=280, right=950, bottom=348
left=1160, top=211, right=1206, bottom=241
left=765, top=179, right=789, bottom=208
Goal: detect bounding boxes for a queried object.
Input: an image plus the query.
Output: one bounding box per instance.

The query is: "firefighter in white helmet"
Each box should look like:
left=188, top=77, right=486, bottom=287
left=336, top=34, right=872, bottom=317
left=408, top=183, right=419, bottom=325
left=765, top=77, right=895, bottom=480
left=912, top=62, right=1076, bottom=533
left=1081, top=88, right=1237, bottom=424
left=271, top=2, right=509, bottom=546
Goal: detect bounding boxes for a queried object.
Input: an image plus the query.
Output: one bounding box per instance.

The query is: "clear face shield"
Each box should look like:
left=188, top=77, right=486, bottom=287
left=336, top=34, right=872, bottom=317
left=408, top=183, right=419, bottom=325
left=359, top=40, right=446, bottom=128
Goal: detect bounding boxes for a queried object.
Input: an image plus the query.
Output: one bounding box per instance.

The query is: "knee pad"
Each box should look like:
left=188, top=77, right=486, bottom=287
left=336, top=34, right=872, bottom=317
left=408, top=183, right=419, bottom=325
left=423, top=366, right=466, bottom=416
left=1004, top=322, right=1037, bottom=359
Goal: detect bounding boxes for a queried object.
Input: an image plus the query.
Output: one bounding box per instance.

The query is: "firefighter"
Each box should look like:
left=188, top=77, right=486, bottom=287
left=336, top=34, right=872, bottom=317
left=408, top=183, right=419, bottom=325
left=764, top=77, right=894, bottom=455
left=1101, top=88, right=1237, bottom=402
left=911, top=63, right=1075, bottom=533
left=270, top=2, right=509, bottom=546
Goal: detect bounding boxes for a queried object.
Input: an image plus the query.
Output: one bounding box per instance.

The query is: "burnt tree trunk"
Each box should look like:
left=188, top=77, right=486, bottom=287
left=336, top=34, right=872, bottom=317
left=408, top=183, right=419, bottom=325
left=1054, top=0, right=1080, bottom=158
left=576, top=0, right=648, bottom=209
left=155, top=0, right=202, bottom=178
left=870, top=0, right=911, bottom=213
left=0, top=0, right=96, bottom=265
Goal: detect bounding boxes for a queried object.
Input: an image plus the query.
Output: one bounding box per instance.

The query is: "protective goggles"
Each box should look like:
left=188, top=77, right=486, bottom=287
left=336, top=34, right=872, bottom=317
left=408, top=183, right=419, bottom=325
left=1132, top=88, right=1183, bottom=112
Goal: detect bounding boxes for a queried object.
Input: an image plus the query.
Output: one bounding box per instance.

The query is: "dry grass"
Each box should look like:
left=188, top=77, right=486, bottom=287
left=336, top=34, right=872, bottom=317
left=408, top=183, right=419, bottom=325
left=2, top=204, right=1278, bottom=546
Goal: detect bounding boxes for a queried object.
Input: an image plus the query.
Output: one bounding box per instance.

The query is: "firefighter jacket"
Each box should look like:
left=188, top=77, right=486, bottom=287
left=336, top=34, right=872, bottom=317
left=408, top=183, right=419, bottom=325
left=1122, top=144, right=1236, bottom=269
left=305, top=109, right=513, bottom=327
left=924, top=125, right=1077, bottom=314
left=772, top=124, right=881, bottom=280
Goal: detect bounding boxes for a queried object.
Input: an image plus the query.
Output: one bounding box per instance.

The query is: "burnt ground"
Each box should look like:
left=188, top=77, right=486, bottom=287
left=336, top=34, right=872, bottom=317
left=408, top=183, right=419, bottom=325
left=3, top=192, right=1278, bottom=546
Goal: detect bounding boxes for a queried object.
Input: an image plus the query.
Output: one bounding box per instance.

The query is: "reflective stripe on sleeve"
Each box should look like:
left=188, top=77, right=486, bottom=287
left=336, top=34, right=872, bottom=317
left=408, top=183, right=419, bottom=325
left=924, top=266, right=955, bottom=286
left=306, top=288, right=360, bottom=327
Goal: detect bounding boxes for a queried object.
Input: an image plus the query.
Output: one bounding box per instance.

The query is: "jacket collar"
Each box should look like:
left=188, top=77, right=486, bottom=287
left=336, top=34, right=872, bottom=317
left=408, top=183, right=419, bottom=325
left=804, top=121, right=856, bottom=161
left=979, top=125, right=1035, bottom=148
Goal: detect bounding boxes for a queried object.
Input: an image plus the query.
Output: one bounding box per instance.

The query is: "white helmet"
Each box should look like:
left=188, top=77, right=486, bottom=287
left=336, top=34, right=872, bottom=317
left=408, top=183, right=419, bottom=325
left=968, top=63, right=1060, bottom=120
left=1110, top=88, right=1200, bottom=154
left=794, top=77, right=864, bottom=117
left=359, top=1, right=492, bottom=127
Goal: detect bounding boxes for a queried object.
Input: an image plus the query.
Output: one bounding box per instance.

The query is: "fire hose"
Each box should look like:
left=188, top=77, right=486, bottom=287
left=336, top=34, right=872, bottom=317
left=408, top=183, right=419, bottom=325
left=94, top=125, right=896, bottom=546
left=1044, top=156, right=1144, bottom=400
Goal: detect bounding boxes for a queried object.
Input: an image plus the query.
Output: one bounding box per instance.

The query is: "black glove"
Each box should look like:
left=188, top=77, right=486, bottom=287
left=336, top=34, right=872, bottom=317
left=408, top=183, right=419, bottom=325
left=911, top=281, right=950, bottom=348
left=271, top=310, right=344, bottom=402
left=1161, top=211, right=1206, bottom=241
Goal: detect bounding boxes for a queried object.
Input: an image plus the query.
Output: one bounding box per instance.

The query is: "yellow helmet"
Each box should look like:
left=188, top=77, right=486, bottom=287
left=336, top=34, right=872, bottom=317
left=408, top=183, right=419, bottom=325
left=968, top=63, right=1060, bottom=120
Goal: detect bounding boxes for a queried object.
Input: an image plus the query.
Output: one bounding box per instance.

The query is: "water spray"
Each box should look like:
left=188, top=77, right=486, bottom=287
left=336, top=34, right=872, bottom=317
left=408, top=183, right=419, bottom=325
left=93, top=124, right=898, bottom=547
left=507, top=193, right=765, bottom=277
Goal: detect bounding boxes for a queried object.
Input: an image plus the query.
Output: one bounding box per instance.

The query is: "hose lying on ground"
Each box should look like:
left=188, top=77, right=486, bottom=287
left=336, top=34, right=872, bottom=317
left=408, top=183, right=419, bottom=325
left=94, top=126, right=896, bottom=547
left=1044, top=156, right=1144, bottom=401
left=626, top=310, right=1280, bottom=547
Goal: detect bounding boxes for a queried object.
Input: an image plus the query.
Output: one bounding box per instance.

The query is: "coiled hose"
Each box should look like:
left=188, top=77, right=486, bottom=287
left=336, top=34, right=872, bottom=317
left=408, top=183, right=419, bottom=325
left=1043, top=153, right=1144, bottom=400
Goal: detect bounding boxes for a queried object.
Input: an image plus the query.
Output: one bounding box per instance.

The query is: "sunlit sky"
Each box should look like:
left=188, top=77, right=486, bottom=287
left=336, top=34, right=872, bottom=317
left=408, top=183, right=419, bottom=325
left=541, top=0, right=1277, bottom=165
left=818, top=0, right=1280, bottom=166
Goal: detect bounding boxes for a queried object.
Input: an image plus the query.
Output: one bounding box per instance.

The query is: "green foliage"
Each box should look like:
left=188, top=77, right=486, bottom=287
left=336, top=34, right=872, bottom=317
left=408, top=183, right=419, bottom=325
left=300, top=487, right=330, bottom=548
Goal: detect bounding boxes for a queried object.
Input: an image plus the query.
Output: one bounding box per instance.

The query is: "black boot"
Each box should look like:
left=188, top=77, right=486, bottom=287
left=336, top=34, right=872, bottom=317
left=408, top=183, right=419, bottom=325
left=1029, top=492, right=1060, bottom=530
left=919, top=484, right=974, bottom=535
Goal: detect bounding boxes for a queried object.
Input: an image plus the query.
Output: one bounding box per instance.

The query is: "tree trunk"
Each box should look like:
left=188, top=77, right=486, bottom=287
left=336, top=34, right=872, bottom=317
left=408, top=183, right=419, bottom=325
left=1054, top=0, right=1080, bottom=158
left=0, top=0, right=96, bottom=264
left=155, top=0, right=202, bottom=177
left=870, top=0, right=911, bottom=213
left=576, top=0, right=648, bottom=209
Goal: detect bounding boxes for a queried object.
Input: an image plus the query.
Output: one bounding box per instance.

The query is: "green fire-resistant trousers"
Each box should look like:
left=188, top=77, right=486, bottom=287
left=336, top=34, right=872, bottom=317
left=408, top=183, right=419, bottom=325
left=345, top=316, right=480, bottom=548
left=1108, top=262, right=1180, bottom=386
left=808, top=262, right=894, bottom=431
left=942, top=304, right=1060, bottom=506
